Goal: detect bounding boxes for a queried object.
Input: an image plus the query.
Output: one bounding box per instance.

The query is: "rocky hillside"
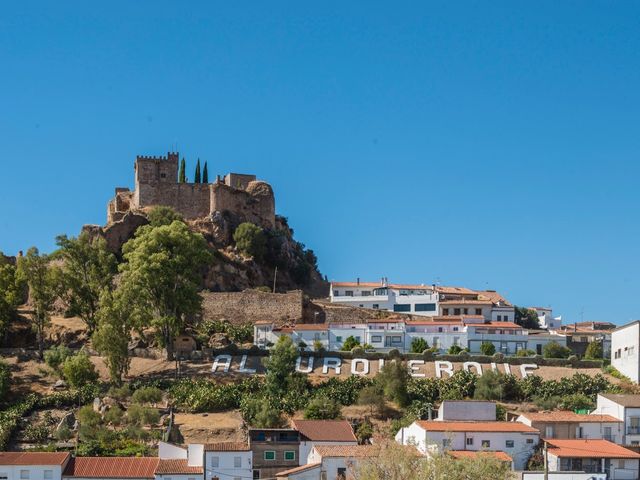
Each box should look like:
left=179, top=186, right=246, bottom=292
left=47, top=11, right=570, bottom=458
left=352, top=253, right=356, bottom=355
left=83, top=211, right=328, bottom=297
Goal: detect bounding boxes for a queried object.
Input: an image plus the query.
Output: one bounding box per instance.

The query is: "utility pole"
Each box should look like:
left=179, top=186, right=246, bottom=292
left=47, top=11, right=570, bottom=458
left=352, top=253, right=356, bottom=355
left=543, top=440, right=549, bottom=480
left=273, top=266, right=278, bottom=293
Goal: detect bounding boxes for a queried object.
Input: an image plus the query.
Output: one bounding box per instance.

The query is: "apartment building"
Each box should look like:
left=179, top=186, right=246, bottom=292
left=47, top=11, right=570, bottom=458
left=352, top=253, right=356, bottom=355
left=330, top=280, right=439, bottom=316
left=611, top=321, right=640, bottom=383
left=593, top=394, right=640, bottom=445
left=516, top=411, right=623, bottom=443
left=249, top=428, right=300, bottom=479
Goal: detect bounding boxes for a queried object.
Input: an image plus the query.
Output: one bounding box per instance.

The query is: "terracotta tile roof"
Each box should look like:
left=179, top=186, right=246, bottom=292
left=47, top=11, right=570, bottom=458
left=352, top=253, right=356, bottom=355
left=416, top=421, right=539, bottom=433
left=275, top=463, right=321, bottom=477
left=546, top=439, right=640, bottom=459
left=440, top=299, right=494, bottom=305
left=204, top=442, right=250, bottom=452
left=331, top=282, right=383, bottom=288
left=292, top=323, right=328, bottom=331
left=477, top=290, right=512, bottom=306
left=436, top=286, right=478, bottom=295
left=520, top=411, right=622, bottom=423
left=389, top=284, right=433, bottom=291
left=600, top=394, right=640, bottom=408
left=447, top=450, right=512, bottom=462
left=63, top=457, right=160, bottom=478
left=313, top=445, right=381, bottom=458
left=291, top=419, right=357, bottom=442
left=469, top=322, right=522, bottom=329
left=155, top=460, right=203, bottom=475
left=406, top=320, right=465, bottom=326
left=0, top=452, right=70, bottom=466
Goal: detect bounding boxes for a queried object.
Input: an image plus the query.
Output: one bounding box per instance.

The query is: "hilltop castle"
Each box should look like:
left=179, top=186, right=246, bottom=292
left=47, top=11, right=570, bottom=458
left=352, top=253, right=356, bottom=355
left=107, top=152, right=275, bottom=228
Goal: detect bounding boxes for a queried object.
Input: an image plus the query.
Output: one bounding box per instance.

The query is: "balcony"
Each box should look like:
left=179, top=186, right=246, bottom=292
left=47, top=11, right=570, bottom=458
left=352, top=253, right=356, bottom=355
left=627, top=426, right=640, bottom=435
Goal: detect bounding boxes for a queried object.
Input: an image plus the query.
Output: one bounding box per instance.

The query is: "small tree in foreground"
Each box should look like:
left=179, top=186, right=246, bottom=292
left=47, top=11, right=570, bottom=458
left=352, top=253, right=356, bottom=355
left=584, top=341, right=603, bottom=360
left=410, top=337, right=428, bottom=353
left=480, top=341, right=496, bottom=356
left=62, top=351, right=99, bottom=388
left=233, top=223, right=266, bottom=260
left=342, top=335, right=360, bottom=351
left=543, top=341, right=572, bottom=359
left=304, top=396, right=342, bottom=420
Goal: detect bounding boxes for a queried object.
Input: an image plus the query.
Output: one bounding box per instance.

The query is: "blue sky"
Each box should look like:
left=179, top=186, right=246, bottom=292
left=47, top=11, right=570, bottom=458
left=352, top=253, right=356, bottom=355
left=1, top=2, right=639, bottom=323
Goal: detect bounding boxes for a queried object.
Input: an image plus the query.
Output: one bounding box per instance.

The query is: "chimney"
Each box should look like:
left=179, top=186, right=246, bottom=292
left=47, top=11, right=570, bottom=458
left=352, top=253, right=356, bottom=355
left=356, top=278, right=360, bottom=286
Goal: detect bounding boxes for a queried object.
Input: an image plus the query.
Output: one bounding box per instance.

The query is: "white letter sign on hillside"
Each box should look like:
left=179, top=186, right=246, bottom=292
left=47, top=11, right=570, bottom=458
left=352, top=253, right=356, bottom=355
left=211, top=354, right=232, bottom=373
left=351, top=359, right=370, bottom=376
left=323, top=357, right=342, bottom=374
left=238, top=355, right=256, bottom=374
left=435, top=361, right=454, bottom=378
left=520, top=364, right=538, bottom=378
left=296, top=356, right=314, bottom=373
left=463, top=362, right=483, bottom=374
left=408, top=360, right=425, bottom=378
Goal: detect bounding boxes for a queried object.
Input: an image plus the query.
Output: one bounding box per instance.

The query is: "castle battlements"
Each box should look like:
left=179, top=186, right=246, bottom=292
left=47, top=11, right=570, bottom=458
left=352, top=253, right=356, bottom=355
left=107, top=152, right=275, bottom=228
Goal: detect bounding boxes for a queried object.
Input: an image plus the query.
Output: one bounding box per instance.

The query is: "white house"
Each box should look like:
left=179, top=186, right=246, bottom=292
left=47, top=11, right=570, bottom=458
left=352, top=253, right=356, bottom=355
left=465, top=321, right=529, bottom=355
left=404, top=318, right=466, bottom=353
left=516, top=411, right=623, bottom=444
left=330, top=280, right=439, bottom=316
left=436, top=400, right=497, bottom=421
left=395, top=420, right=539, bottom=470
left=530, top=307, right=562, bottom=330
left=290, top=420, right=358, bottom=464
left=593, top=394, right=640, bottom=445
left=0, top=452, right=70, bottom=480
left=156, top=442, right=204, bottom=480
left=611, top=321, right=640, bottom=383
left=204, top=443, right=252, bottom=480
left=305, top=445, right=380, bottom=480
left=545, top=439, right=640, bottom=480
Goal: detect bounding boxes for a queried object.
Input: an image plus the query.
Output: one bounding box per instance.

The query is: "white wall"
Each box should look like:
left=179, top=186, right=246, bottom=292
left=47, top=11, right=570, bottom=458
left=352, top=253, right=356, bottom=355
left=159, top=442, right=188, bottom=460
left=520, top=473, right=605, bottom=480
left=612, top=322, right=640, bottom=383
left=299, top=441, right=357, bottom=466
left=2, top=465, right=65, bottom=480
left=438, top=401, right=496, bottom=421
left=204, top=451, right=252, bottom=480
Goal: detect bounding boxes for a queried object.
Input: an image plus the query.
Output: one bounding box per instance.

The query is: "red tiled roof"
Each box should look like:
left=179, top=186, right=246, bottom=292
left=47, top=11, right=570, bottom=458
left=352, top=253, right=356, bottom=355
left=436, top=286, right=478, bottom=295
left=313, top=445, right=380, bottom=458
left=447, top=450, right=512, bottom=462
left=416, top=421, right=538, bottom=433
left=291, top=419, right=357, bottom=442
left=331, top=282, right=383, bottom=288
left=520, top=412, right=621, bottom=423
left=546, top=439, right=640, bottom=459
left=155, top=460, right=203, bottom=475
left=204, top=442, right=250, bottom=452
left=469, top=322, right=522, bottom=329
left=0, top=452, right=70, bottom=466
left=63, top=457, right=160, bottom=478
left=440, top=299, right=494, bottom=305
left=275, top=463, right=321, bottom=477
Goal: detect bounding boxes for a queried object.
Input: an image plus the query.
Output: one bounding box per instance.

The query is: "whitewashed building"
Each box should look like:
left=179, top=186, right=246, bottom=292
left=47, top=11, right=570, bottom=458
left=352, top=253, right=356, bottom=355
left=0, top=453, right=70, bottom=480
left=530, top=307, right=562, bottom=330
left=593, top=394, right=640, bottom=446
left=516, top=412, right=623, bottom=444
left=611, top=321, right=640, bottom=383
left=395, top=420, right=539, bottom=470
left=290, top=420, right=358, bottom=466
left=204, top=443, right=252, bottom=480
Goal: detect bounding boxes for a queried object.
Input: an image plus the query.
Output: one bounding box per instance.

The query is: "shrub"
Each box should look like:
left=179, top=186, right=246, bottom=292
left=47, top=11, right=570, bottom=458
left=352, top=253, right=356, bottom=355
left=410, top=338, right=428, bottom=353
left=358, top=386, right=386, bottom=416
left=492, top=352, right=505, bottom=361
left=543, top=342, right=572, bottom=359
left=351, top=347, right=365, bottom=356
left=77, top=405, right=102, bottom=428
left=342, top=336, right=360, bottom=351
left=585, top=341, right=603, bottom=360
left=56, top=424, right=73, bottom=441
left=107, top=384, right=131, bottom=401
left=131, top=386, right=163, bottom=405
left=103, top=406, right=125, bottom=426
left=447, top=345, right=463, bottom=355
left=474, top=371, right=504, bottom=401
left=495, top=403, right=507, bottom=421
left=127, top=404, right=160, bottom=426
left=303, top=396, right=342, bottom=420
left=44, top=345, right=72, bottom=374
left=313, top=340, right=324, bottom=352
left=558, top=393, right=594, bottom=411
left=61, top=352, right=99, bottom=388
left=480, top=342, right=496, bottom=356
left=377, top=361, right=410, bottom=407
left=387, top=349, right=401, bottom=358
left=516, top=349, right=536, bottom=357
left=355, top=422, right=373, bottom=443
left=147, top=206, right=184, bottom=227
left=534, top=395, right=560, bottom=410
left=233, top=223, right=266, bottom=260
left=241, top=397, right=286, bottom=428
left=0, top=360, right=11, bottom=401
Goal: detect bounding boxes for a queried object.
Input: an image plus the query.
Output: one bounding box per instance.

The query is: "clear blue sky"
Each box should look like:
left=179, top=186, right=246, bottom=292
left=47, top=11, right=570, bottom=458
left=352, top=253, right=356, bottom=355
left=1, top=2, right=639, bottom=324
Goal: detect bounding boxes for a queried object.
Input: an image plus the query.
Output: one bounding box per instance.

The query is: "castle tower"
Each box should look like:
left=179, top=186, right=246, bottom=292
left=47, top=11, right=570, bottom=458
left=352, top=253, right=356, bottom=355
left=132, top=152, right=179, bottom=210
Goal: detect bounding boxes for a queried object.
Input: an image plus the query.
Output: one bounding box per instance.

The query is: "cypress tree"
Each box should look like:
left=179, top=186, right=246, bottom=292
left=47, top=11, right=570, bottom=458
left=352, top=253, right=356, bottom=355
left=202, top=161, right=209, bottom=183
left=194, top=159, right=201, bottom=183
left=179, top=158, right=186, bottom=183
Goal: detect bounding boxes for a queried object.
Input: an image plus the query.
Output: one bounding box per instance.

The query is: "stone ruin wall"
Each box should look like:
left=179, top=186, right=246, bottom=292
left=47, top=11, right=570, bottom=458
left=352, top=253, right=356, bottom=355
left=201, top=289, right=304, bottom=325
left=210, top=182, right=275, bottom=229
left=136, top=182, right=212, bottom=220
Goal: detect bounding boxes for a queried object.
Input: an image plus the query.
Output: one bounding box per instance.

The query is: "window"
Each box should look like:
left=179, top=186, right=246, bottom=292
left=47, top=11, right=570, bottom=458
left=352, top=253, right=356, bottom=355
left=415, top=303, right=436, bottom=312
left=463, top=308, right=468, bottom=315
left=44, top=472, right=52, bottom=480
left=333, top=290, right=339, bottom=296
left=454, top=308, right=461, bottom=315
left=442, top=308, right=449, bottom=316
left=253, top=471, right=260, bottom=480
left=20, top=472, right=29, bottom=480
left=355, top=336, right=361, bottom=343
left=475, top=308, right=482, bottom=315
left=393, top=304, right=411, bottom=312
left=160, top=173, right=167, bottom=178
left=336, top=336, right=342, bottom=343
left=371, top=335, right=382, bottom=343
left=234, top=456, right=242, bottom=468
left=392, top=336, right=402, bottom=343
left=345, top=291, right=354, bottom=297
left=453, top=337, right=460, bottom=346
left=264, top=451, right=276, bottom=460
left=497, top=315, right=502, bottom=321
left=359, top=304, right=363, bottom=308
left=433, top=337, right=440, bottom=348
left=526, top=438, right=534, bottom=444
left=505, top=440, right=514, bottom=448
left=442, top=439, right=451, bottom=447
left=211, top=457, right=219, bottom=468
left=337, top=468, right=347, bottom=480
left=284, top=451, right=296, bottom=461
left=466, top=437, right=473, bottom=446
left=373, top=304, right=379, bottom=309
left=453, top=327, right=459, bottom=332
left=545, top=426, right=554, bottom=438
left=362, top=291, right=371, bottom=296
left=481, top=440, right=490, bottom=448
left=438, top=327, right=443, bottom=333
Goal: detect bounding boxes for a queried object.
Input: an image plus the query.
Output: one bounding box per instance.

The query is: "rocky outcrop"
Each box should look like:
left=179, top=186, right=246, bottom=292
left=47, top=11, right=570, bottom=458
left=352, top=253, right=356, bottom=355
left=82, top=212, right=149, bottom=255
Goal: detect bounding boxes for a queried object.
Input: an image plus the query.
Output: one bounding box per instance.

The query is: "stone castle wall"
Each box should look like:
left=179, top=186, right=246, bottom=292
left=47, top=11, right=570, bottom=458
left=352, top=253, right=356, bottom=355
left=136, top=182, right=212, bottom=219
left=201, top=290, right=304, bottom=324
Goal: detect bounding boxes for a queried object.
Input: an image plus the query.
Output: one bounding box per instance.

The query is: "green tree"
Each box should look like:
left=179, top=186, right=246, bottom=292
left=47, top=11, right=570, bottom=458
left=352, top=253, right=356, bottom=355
left=202, top=161, right=208, bottom=183
left=16, top=248, right=60, bottom=358
left=93, top=289, right=135, bottom=384
left=242, top=397, right=286, bottom=428
left=358, top=386, right=386, bottom=417
left=179, top=157, right=186, bottom=183
left=132, top=386, right=163, bottom=405
left=342, top=335, right=360, bottom=351
left=147, top=206, right=184, bottom=227
left=584, top=341, right=603, bottom=360
left=44, top=345, right=72, bottom=374
left=410, top=337, right=428, bottom=353
left=448, top=345, right=463, bottom=354
left=355, top=422, right=373, bottom=444
left=263, top=335, right=300, bottom=398
left=543, top=341, right=572, bottom=359
left=61, top=351, right=99, bottom=388
left=0, top=360, right=11, bottom=402
left=0, top=255, right=22, bottom=340
left=377, top=361, right=410, bottom=407
left=474, top=370, right=504, bottom=401
left=233, top=223, right=266, bottom=260
left=480, top=341, right=496, bottom=356
left=127, top=404, right=160, bottom=426
left=514, top=306, right=540, bottom=329
left=516, top=348, right=536, bottom=357
left=55, top=233, right=117, bottom=333
left=194, top=158, right=201, bottom=183
left=304, top=396, right=342, bottom=420
left=118, top=221, right=211, bottom=359
left=559, top=393, right=594, bottom=411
